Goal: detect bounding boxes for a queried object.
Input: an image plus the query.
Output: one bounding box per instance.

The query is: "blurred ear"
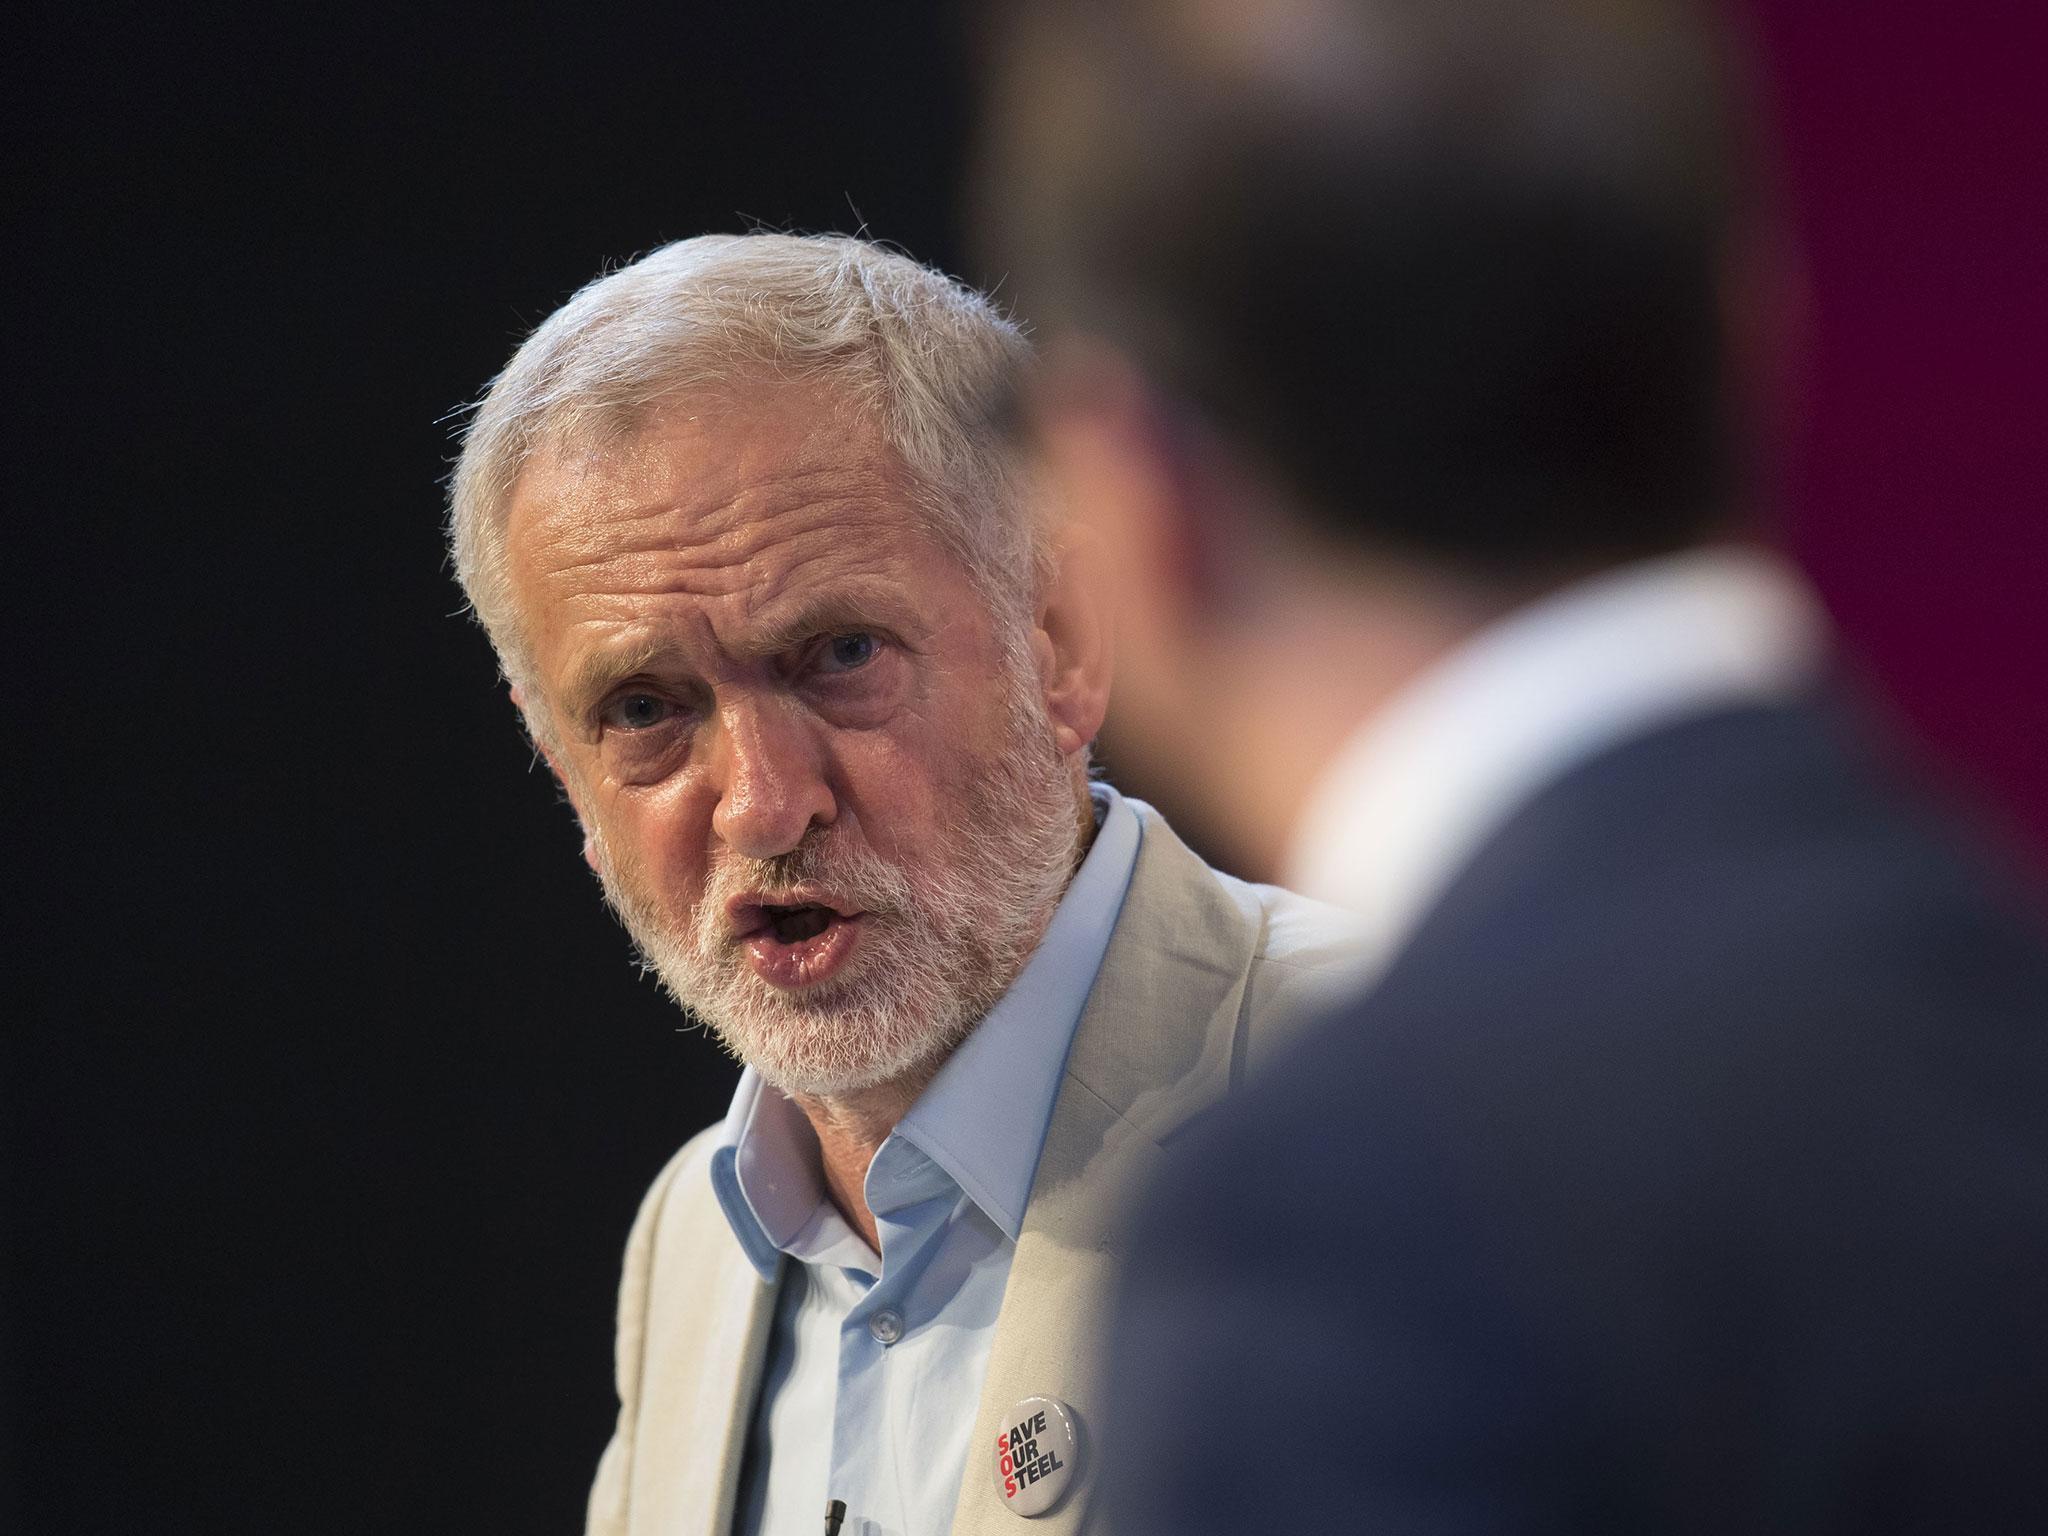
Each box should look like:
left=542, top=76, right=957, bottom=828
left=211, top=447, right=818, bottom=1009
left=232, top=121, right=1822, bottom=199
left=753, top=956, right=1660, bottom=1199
left=1033, top=520, right=1114, bottom=758
left=1028, top=338, right=1218, bottom=635
left=511, top=684, right=602, bottom=873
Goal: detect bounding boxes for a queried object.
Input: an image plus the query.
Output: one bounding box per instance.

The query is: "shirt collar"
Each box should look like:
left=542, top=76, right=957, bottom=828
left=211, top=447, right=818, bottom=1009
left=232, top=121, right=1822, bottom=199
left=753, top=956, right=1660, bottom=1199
left=895, top=782, right=1141, bottom=1241
left=1282, top=545, right=1829, bottom=980
left=710, top=783, right=1144, bottom=1278
left=707, top=1072, right=803, bottom=1279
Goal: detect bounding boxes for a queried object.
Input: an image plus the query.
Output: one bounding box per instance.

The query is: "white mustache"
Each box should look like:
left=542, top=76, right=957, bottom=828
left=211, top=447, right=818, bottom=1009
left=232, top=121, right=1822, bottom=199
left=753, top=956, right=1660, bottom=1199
left=693, top=832, right=919, bottom=947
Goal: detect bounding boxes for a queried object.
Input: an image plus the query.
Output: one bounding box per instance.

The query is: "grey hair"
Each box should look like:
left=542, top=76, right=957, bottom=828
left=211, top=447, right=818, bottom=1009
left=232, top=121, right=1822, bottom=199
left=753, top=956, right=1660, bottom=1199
left=446, top=232, right=1043, bottom=688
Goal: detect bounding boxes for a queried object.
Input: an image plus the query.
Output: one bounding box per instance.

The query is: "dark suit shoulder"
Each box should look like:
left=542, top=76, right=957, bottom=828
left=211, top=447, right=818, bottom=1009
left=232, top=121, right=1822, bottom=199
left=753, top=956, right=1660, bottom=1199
left=1366, top=699, right=2048, bottom=1068
left=1294, top=700, right=2048, bottom=1268
left=1111, top=701, right=2048, bottom=1535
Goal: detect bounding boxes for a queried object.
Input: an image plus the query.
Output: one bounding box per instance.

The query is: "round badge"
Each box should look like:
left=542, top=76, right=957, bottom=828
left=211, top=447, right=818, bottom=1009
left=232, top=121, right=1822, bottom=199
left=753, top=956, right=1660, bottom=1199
left=990, top=1394, right=1080, bottom=1517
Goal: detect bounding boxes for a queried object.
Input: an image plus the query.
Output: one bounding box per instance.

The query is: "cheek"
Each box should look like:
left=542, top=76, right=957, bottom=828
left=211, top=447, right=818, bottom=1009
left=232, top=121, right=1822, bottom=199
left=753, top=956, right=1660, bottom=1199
left=592, top=774, right=717, bottom=904
left=830, top=726, right=959, bottom=860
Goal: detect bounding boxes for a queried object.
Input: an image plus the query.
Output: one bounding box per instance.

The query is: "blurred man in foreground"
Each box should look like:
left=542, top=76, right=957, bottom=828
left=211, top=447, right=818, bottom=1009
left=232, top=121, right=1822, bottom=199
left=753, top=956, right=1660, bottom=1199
left=980, top=1, right=2048, bottom=1529
left=446, top=233, right=1353, bottom=1535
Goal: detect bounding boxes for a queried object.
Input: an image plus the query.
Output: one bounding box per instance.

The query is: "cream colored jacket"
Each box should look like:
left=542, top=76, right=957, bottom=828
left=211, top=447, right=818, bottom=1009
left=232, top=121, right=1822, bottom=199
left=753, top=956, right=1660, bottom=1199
left=586, top=803, right=1358, bottom=1536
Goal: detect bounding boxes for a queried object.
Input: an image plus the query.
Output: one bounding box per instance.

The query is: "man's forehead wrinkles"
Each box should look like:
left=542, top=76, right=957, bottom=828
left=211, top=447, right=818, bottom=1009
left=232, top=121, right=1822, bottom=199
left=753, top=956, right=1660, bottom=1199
left=512, top=495, right=678, bottom=592
left=541, top=517, right=911, bottom=607
left=692, top=474, right=906, bottom=552
left=528, top=489, right=906, bottom=592
left=733, top=537, right=908, bottom=616
left=520, top=436, right=891, bottom=532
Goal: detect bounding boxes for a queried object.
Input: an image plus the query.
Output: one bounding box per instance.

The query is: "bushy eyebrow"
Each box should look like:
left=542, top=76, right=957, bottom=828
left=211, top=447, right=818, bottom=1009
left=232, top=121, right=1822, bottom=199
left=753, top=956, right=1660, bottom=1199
left=558, top=638, right=693, bottom=727
left=739, top=585, right=914, bottom=658
left=554, top=581, right=918, bottom=723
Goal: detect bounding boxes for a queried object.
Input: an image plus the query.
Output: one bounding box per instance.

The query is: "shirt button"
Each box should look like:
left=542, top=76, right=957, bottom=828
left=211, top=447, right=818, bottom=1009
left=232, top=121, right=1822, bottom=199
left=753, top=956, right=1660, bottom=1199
left=869, top=1309, right=904, bottom=1345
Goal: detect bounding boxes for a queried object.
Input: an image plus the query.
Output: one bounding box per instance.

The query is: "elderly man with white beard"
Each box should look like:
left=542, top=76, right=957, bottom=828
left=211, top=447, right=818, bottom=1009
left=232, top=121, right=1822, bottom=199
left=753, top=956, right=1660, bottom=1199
left=445, top=233, right=1356, bottom=1536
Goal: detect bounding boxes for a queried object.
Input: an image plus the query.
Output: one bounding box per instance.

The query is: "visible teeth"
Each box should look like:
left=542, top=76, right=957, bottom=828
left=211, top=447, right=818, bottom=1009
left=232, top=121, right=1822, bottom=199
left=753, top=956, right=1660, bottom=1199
left=768, top=906, right=832, bottom=944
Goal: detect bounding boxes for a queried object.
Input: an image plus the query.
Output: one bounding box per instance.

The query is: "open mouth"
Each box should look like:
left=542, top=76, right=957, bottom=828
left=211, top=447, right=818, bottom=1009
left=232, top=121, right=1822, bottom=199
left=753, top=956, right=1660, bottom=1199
left=729, top=895, right=866, bottom=989
left=760, top=903, right=834, bottom=944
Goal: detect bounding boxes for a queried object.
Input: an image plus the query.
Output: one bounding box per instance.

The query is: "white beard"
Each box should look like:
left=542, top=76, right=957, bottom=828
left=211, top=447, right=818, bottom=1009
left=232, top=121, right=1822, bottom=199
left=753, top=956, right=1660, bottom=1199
left=589, top=654, right=1083, bottom=1097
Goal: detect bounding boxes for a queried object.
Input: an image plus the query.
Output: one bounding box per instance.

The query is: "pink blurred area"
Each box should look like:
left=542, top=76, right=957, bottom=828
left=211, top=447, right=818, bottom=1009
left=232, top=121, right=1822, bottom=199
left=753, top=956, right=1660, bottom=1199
left=1746, top=1, right=2048, bottom=866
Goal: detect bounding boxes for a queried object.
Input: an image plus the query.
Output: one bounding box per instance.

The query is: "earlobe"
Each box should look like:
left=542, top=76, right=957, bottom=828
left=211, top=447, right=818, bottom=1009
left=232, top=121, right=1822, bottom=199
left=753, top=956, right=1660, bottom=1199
left=1035, top=523, right=1115, bottom=758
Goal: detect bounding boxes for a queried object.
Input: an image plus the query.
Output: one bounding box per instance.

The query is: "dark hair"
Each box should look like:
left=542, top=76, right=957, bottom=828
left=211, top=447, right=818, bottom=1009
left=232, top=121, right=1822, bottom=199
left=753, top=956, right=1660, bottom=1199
left=978, top=0, right=1750, bottom=575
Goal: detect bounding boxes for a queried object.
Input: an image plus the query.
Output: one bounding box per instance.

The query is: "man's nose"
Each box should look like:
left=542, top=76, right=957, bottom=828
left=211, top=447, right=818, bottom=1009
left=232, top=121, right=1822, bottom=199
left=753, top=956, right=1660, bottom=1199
left=709, top=697, right=836, bottom=860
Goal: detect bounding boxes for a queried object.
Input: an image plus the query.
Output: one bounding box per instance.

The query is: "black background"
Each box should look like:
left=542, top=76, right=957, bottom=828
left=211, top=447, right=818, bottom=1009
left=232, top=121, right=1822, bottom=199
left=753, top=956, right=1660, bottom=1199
left=8, top=5, right=987, bottom=1531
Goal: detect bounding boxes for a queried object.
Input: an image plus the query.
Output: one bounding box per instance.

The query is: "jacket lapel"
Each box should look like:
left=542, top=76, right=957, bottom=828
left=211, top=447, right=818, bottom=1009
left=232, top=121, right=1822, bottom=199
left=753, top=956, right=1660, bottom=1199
left=949, top=807, right=1269, bottom=1535
left=629, top=1175, right=780, bottom=1536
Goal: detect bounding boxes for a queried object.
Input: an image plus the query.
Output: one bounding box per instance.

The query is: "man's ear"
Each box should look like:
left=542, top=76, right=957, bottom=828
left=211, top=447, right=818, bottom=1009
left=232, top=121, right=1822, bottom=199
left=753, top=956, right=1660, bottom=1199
left=1033, top=521, right=1114, bottom=758
left=511, top=684, right=602, bottom=874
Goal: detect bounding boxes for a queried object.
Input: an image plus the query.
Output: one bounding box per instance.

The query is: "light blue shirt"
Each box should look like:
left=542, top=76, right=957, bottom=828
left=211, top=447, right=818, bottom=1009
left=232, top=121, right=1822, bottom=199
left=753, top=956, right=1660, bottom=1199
left=714, top=784, right=1143, bottom=1536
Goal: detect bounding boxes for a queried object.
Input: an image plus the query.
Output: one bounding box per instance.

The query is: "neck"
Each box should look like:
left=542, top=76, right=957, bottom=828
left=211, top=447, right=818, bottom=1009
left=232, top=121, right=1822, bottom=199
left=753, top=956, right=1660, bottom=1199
left=1197, top=554, right=1501, bottom=881
left=789, top=1072, right=935, bottom=1253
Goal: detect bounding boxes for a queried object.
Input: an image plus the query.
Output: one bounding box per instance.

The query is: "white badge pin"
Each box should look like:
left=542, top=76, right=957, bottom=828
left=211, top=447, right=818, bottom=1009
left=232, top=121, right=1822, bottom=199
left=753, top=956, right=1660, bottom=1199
left=991, top=1394, right=1080, bottom=1517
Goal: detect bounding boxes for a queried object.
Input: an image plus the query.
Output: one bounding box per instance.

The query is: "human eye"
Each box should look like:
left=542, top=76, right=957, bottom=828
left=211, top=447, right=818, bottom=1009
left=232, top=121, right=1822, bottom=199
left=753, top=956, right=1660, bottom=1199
left=598, top=691, right=678, bottom=732
left=815, top=631, right=880, bottom=674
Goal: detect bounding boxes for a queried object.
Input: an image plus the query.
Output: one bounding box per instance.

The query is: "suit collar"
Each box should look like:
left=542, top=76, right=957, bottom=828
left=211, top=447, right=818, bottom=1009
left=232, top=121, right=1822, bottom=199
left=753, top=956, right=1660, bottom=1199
left=626, top=1148, right=781, bottom=1536
left=1053, top=799, right=1270, bottom=1153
